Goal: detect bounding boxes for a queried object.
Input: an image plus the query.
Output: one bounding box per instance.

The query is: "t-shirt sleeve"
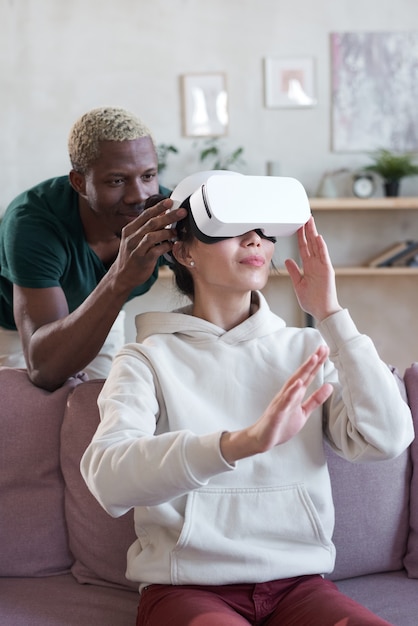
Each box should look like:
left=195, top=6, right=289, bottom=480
left=1, top=197, right=68, bottom=289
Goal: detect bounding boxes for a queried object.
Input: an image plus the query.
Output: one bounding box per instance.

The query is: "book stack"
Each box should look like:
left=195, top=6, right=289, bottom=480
left=367, top=240, right=418, bottom=267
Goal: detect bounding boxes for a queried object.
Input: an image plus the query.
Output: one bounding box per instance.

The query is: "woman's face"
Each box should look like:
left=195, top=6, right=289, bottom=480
left=182, top=230, right=275, bottom=296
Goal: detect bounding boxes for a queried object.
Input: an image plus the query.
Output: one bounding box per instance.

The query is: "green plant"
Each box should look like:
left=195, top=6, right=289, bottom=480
left=365, top=148, right=418, bottom=182
left=157, top=143, right=179, bottom=174
left=197, top=138, right=245, bottom=171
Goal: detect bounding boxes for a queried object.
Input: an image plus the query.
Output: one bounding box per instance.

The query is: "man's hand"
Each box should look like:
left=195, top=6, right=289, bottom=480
left=110, top=197, right=187, bottom=293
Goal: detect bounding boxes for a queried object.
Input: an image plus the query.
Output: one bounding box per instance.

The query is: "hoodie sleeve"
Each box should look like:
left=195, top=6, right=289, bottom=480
left=80, top=348, right=234, bottom=518
left=318, top=309, right=414, bottom=461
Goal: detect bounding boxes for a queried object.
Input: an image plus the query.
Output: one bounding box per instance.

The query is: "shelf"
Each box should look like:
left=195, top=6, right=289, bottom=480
left=309, top=197, right=418, bottom=211
left=270, top=267, right=418, bottom=278
left=143, top=199, right=418, bottom=373
left=333, top=267, right=418, bottom=276
left=160, top=265, right=418, bottom=281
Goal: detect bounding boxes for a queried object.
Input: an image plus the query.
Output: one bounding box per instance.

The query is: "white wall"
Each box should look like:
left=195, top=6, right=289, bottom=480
left=2, top=0, right=418, bottom=212
left=2, top=0, right=418, bottom=371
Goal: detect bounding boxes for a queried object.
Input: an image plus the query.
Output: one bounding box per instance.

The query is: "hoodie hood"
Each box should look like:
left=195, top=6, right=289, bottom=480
left=135, top=291, right=286, bottom=346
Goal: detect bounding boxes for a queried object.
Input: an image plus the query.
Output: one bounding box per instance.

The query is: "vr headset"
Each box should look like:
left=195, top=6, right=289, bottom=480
left=170, top=170, right=311, bottom=242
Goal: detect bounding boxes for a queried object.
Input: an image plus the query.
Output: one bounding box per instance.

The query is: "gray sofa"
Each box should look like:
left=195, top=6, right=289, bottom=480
left=1, top=364, right=418, bottom=626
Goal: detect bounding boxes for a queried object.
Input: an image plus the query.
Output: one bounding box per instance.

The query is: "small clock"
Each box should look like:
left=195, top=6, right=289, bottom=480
left=352, top=173, right=375, bottom=198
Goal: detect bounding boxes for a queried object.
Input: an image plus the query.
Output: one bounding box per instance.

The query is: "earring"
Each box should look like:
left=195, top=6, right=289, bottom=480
left=190, top=261, right=195, bottom=267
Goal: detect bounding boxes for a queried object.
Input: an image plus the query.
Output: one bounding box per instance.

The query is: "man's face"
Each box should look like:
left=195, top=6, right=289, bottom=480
left=79, top=136, right=160, bottom=236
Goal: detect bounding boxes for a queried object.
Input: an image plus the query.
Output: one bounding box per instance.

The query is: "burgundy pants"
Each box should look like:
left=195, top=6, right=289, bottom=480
left=136, top=575, right=392, bottom=626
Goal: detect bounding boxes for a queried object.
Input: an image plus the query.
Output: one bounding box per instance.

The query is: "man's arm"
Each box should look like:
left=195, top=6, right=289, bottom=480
left=14, top=280, right=128, bottom=391
left=14, top=199, right=186, bottom=391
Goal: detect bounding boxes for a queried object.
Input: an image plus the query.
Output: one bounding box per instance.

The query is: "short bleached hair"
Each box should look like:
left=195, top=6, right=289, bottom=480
left=68, top=106, right=155, bottom=173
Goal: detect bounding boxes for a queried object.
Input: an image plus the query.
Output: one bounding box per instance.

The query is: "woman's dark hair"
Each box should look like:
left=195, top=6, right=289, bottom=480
left=144, top=194, right=195, bottom=299
left=170, top=197, right=195, bottom=298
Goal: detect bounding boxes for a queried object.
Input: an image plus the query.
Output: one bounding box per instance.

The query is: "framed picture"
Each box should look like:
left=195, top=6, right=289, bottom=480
left=331, top=32, right=418, bottom=152
left=264, top=57, right=317, bottom=108
left=180, top=73, right=228, bottom=137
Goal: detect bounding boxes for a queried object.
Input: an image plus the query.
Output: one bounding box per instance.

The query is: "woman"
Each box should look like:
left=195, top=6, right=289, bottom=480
left=81, top=187, right=413, bottom=625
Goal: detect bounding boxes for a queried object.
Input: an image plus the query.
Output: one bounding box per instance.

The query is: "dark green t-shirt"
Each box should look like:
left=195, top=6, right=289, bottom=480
left=0, top=176, right=171, bottom=330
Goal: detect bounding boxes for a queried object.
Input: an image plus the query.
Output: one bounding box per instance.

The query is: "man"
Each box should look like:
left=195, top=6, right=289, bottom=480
left=0, top=106, right=186, bottom=391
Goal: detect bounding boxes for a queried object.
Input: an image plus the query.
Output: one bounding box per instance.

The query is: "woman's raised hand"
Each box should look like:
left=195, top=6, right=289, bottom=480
left=285, top=217, right=342, bottom=322
left=220, top=345, right=333, bottom=463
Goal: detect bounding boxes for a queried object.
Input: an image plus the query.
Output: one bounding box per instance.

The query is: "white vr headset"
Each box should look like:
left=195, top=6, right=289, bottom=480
left=170, top=170, right=311, bottom=242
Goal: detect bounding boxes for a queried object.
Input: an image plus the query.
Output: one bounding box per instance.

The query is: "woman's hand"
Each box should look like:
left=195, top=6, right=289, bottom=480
left=220, top=345, right=333, bottom=463
left=284, top=216, right=342, bottom=322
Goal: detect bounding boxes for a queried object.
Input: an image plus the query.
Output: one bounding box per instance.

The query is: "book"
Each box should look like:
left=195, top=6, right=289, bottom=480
left=367, top=240, right=418, bottom=267
left=391, top=243, right=418, bottom=267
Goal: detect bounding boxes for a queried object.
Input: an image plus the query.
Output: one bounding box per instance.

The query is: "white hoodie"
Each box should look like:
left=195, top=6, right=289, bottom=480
left=81, top=292, right=414, bottom=591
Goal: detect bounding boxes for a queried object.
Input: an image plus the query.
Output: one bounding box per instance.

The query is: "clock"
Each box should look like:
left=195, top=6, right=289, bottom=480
left=352, top=173, right=375, bottom=198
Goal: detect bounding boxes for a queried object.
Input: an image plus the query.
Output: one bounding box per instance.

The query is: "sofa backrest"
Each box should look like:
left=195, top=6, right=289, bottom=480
left=60, top=372, right=416, bottom=589
left=327, top=366, right=414, bottom=581
left=1, top=364, right=417, bottom=588
left=0, top=367, right=82, bottom=577
left=326, top=442, right=411, bottom=580
left=60, top=379, right=137, bottom=591
left=403, top=363, right=418, bottom=578
left=328, top=365, right=418, bottom=582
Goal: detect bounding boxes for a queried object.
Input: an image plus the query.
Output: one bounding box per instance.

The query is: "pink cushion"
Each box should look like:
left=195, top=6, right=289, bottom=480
left=0, top=367, right=81, bottom=576
left=403, top=363, right=418, bottom=577
left=0, top=574, right=139, bottom=625
left=60, top=380, right=137, bottom=590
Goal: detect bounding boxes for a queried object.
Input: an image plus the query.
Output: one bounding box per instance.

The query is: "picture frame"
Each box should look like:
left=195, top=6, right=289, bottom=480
left=180, top=73, right=228, bottom=137
left=331, top=32, right=418, bottom=152
left=264, top=57, right=317, bottom=109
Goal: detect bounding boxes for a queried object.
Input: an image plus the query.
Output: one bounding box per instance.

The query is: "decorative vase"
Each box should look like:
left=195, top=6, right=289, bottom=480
left=384, top=179, right=400, bottom=197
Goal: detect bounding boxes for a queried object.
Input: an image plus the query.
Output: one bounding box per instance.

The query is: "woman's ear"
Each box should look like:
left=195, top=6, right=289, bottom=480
left=172, top=240, right=193, bottom=268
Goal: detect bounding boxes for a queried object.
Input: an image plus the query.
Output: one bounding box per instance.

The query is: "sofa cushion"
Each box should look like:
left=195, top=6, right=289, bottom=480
left=0, top=367, right=81, bottom=577
left=403, top=362, right=418, bottom=577
left=336, top=570, right=418, bottom=626
left=60, top=379, right=137, bottom=591
left=326, top=443, right=411, bottom=581
left=0, top=574, right=139, bottom=626
left=326, top=367, right=412, bottom=581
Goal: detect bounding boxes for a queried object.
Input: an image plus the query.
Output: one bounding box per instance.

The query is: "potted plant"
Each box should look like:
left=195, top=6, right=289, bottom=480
left=157, top=143, right=179, bottom=177
left=197, top=138, right=245, bottom=171
left=364, top=148, right=418, bottom=196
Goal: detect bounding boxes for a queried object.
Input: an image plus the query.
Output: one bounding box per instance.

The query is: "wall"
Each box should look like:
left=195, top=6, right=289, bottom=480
left=1, top=0, right=418, bottom=210
left=2, top=0, right=418, bottom=371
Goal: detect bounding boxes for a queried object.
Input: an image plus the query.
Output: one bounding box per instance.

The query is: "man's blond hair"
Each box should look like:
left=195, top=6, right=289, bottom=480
left=68, top=106, right=154, bottom=173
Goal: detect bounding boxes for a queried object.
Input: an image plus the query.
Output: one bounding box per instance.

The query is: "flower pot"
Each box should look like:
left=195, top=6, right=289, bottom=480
left=384, top=180, right=400, bottom=197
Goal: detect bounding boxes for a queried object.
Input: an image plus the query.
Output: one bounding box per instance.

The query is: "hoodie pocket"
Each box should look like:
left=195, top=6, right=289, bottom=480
left=171, top=483, right=332, bottom=584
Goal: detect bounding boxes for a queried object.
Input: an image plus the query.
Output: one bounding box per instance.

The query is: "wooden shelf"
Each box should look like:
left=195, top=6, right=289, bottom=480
left=334, top=266, right=418, bottom=276
left=309, top=197, right=418, bottom=211
left=270, top=267, right=418, bottom=278
left=306, top=197, right=418, bottom=274
left=160, top=264, right=418, bottom=281
left=138, top=198, right=418, bottom=372
left=158, top=198, right=418, bottom=281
